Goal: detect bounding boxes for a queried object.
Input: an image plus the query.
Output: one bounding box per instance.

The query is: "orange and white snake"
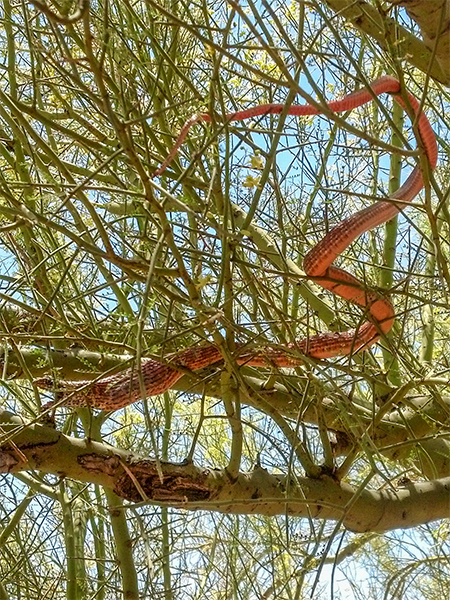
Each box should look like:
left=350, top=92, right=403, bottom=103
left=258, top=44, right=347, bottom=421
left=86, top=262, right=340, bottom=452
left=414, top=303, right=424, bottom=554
left=36, top=76, right=438, bottom=411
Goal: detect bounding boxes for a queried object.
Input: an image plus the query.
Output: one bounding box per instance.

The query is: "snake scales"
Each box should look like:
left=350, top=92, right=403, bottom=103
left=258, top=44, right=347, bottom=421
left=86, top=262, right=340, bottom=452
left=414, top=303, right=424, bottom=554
left=35, top=76, right=438, bottom=411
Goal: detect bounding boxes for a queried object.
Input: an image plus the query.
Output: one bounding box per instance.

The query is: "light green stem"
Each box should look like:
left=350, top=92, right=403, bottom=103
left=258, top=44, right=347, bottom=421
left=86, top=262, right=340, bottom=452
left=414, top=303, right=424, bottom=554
left=381, top=100, right=403, bottom=385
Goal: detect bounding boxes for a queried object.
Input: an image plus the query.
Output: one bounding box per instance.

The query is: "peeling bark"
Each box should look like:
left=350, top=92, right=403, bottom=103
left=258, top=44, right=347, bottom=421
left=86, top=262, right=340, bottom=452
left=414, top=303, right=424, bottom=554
left=1, top=408, right=449, bottom=532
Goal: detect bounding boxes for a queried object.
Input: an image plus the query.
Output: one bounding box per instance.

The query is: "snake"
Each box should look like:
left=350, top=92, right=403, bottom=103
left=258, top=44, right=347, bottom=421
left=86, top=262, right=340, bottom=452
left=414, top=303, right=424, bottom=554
left=35, top=76, right=437, bottom=411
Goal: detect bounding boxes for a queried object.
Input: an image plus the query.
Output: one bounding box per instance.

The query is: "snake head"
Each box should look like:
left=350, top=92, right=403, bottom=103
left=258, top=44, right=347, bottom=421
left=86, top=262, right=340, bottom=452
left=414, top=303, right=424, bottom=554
left=34, top=377, right=80, bottom=394
left=34, top=376, right=56, bottom=390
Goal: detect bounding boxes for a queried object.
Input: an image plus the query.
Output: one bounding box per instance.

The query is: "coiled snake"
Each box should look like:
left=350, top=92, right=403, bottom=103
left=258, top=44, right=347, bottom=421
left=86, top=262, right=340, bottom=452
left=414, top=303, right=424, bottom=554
left=35, top=76, right=438, bottom=411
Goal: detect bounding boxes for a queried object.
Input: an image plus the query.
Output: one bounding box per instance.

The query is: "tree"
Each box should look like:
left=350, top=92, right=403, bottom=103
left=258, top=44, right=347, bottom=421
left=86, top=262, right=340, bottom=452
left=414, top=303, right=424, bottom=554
left=0, top=0, right=449, bottom=598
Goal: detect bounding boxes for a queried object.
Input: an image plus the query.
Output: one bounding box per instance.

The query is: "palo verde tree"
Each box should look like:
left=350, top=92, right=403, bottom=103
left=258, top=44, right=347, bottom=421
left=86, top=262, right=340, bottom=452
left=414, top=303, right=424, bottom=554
left=0, top=0, right=449, bottom=599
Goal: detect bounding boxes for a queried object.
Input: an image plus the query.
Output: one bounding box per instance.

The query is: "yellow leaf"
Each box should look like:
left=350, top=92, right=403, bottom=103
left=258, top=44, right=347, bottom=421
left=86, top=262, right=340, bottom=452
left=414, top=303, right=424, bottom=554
left=250, top=155, right=264, bottom=170
left=243, top=175, right=260, bottom=188
left=204, top=43, right=215, bottom=59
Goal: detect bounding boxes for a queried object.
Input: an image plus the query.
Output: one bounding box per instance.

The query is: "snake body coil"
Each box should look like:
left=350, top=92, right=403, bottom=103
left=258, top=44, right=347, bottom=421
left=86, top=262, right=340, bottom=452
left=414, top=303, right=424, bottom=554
left=36, top=77, right=438, bottom=411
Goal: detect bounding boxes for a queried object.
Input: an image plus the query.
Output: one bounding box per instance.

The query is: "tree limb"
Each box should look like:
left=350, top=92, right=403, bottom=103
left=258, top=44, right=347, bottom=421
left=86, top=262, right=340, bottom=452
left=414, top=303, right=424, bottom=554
left=389, top=0, right=450, bottom=82
left=2, top=346, right=450, bottom=476
left=1, top=408, right=449, bottom=532
left=323, top=0, right=449, bottom=84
